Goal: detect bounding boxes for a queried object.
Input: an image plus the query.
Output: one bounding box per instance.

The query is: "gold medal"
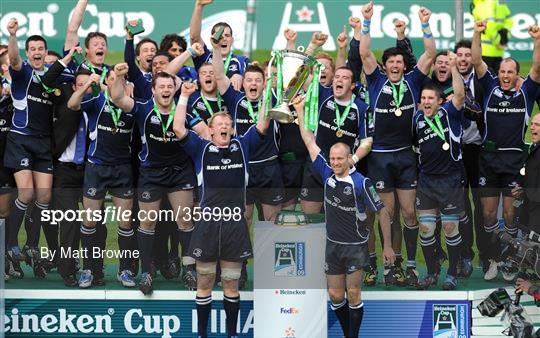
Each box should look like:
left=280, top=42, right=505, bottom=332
left=520, top=167, right=526, bottom=176
left=395, top=108, right=402, bottom=117
left=442, top=142, right=450, bottom=151
left=111, top=128, right=118, bottom=134
left=336, top=129, right=343, bottom=138
left=293, top=118, right=299, bottom=125
left=53, top=88, right=61, bottom=96
left=163, top=133, right=168, bottom=143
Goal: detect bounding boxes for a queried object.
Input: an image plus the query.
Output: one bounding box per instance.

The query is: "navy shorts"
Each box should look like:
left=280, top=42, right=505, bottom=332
left=368, top=149, right=417, bottom=193
left=416, top=172, right=465, bottom=214
left=246, top=160, right=284, bottom=205
left=189, top=218, right=253, bottom=262
left=479, top=150, right=525, bottom=197
left=325, top=240, right=368, bottom=275
left=138, top=163, right=196, bottom=202
left=83, top=162, right=134, bottom=200
left=280, top=159, right=306, bottom=203
left=300, top=160, right=324, bottom=202
left=3, top=132, right=53, bottom=173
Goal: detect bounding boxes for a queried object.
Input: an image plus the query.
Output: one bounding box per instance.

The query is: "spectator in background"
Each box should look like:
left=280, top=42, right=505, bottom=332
left=471, top=0, right=513, bottom=72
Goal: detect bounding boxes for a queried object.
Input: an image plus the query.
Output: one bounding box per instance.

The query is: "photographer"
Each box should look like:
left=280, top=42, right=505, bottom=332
left=516, top=278, right=540, bottom=300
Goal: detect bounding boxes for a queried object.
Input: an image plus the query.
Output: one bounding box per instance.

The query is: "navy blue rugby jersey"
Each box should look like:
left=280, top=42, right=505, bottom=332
left=186, top=91, right=228, bottom=127
left=414, top=101, right=464, bottom=175
left=221, top=84, right=278, bottom=163
left=193, top=44, right=249, bottom=78
left=0, top=78, right=13, bottom=154
left=366, top=66, right=427, bottom=152
left=9, top=62, right=57, bottom=136
left=478, top=71, right=540, bottom=152
left=315, top=85, right=368, bottom=159
left=130, top=99, right=190, bottom=168
left=81, top=93, right=135, bottom=165
left=313, top=153, right=384, bottom=245
left=181, top=126, right=263, bottom=210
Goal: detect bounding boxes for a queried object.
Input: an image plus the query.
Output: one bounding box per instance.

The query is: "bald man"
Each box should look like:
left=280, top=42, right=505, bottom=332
left=294, top=96, right=394, bottom=338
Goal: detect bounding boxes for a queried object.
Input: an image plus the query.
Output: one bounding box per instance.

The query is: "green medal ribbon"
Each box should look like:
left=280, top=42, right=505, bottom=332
left=275, top=51, right=283, bottom=104
left=104, top=91, right=122, bottom=130
left=223, top=53, right=232, bottom=74
left=246, top=99, right=261, bottom=123
left=389, top=77, right=406, bottom=111
left=424, top=113, right=446, bottom=143
left=304, top=61, right=323, bottom=131
left=334, top=94, right=355, bottom=131
left=200, top=95, right=222, bottom=116
left=153, top=100, right=176, bottom=139
left=87, top=63, right=108, bottom=85
left=34, top=67, right=55, bottom=94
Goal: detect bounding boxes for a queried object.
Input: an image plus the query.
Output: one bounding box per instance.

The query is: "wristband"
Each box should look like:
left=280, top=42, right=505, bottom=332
left=305, top=42, right=318, bottom=56
left=187, top=47, right=196, bottom=58
left=423, top=33, right=433, bottom=38
left=352, top=154, right=359, bottom=164
left=178, top=96, right=188, bottom=106
left=421, top=23, right=430, bottom=28
left=363, top=19, right=371, bottom=26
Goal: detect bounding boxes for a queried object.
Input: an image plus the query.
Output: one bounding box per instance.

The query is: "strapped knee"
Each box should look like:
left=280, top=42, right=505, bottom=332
left=221, top=267, right=242, bottom=281
left=196, top=264, right=217, bottom=275
left=441, top=214, right=460, bottom=237
left=418, top=214, right=437, bottom=238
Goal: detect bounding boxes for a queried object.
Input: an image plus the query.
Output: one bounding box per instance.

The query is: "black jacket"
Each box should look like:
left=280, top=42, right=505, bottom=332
left=42, top=61, right=83, bottom=160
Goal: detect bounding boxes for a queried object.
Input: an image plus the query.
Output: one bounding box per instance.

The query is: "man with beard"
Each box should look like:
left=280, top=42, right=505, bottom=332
left=359, top=2, right=437, bottom=286
left=189, top=0, right=249, bottom=90
left=159, top=34, right=198, bottom=83
left=111, top=67, right=208, bottom=294
left=3, top=19, right=57, bottom=279
left=472, top=22, right=540, bottom=281
left=173, top=82, right=271, bottom=338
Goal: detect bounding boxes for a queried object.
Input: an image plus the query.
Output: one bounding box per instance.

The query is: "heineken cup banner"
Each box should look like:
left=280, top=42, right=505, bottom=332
left=0, top=1, right=538, bottom=60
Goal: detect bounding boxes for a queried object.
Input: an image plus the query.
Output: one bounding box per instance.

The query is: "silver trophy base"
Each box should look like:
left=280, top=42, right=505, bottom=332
left=268, top=102, right=295, bottom=123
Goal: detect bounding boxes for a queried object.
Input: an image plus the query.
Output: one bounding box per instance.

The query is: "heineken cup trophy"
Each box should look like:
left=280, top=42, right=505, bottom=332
left=266, top=47, right=318, bottom=123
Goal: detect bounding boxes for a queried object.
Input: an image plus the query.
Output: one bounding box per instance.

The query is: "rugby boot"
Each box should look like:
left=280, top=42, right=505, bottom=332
left=405, top=267, right=420, bottom=287
left=183, top=265, right=197, bottom=290
left=6, top=250, right=24, bottom=279
left=392, top=264, right=408, bottom=286
left=23, top=246, right=47, bottom=278
left=363, top=266, right=378, bottom=286
left=416, top=274, right=438, bottom=290
left=139, top=272, right=154, bottom=295
left=442, top=275, right=458, bottom=290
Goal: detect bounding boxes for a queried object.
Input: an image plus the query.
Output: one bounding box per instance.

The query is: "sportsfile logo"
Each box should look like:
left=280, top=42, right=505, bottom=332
left=274, top=242, right=305, bottom=277
left=432, top=304, right=468, bottom=338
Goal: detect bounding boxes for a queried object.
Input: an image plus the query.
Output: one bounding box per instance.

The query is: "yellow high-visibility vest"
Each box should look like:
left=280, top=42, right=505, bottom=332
left=472, top=0, right=513, bottom=57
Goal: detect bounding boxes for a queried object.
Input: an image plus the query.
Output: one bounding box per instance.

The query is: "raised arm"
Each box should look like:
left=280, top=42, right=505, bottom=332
left=415, top=7, right=437, bottom=75
left=528, top=25, right=540, bottom=82
left=7, top=19, right=22, bottom=71
left=164, top=43, right=204, bottom=76
left=256, top=95, right=271, bottom=135
left=350, top=136, right=373, bottom=168
left=359, top=2, right=377, bottom=75
left=284, top=28, right=297, bottom=50
left=210, top=35, right=231, bottom=95
left=448, top=52, right=464, bottom=110
left=293, top=95, right=321, bottom=162
left=189, top=0, right=213, bottom=45
left=395, top=20, right=417, bottom=69
left=42, top=46, right=81, bottom=86
left=67, top=73, right=100, bottom=110
left=174, top=82, right=198, bottom=140
left=472, top=21, right=488, bottom=79
left=336, top=25, right=348, bottom=68
left=347, top=16, right=363, bottom=82
left=109, top=63, right=134, bottom=112
left=305, top=32, right=328, bottom=56
left=65, top=0, right=87, bottom=50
